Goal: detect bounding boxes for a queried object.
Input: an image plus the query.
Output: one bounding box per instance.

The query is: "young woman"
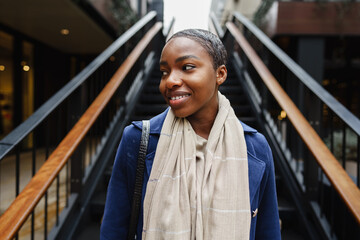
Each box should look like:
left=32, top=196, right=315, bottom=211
left=101, top=29, right=281, bottom=240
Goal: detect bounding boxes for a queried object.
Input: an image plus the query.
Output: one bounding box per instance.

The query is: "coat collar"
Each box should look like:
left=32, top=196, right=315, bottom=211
left=132, top=107, right=258, bottom=134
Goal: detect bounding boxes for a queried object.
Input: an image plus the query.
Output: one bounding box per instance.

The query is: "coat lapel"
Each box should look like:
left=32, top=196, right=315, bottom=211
left=240, top=122, right=266, bottom=203
left=247, top=154, right=266, bottom=203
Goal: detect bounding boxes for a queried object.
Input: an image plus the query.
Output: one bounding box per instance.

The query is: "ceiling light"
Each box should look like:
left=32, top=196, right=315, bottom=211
left=23, top=65, right=30, bottom=71
left=280, top=110, right=287, bottom=119
left=278, top=110, right=287, bottom=120
left=0, top=65, right=5, bottom=71
left=60, top=29, right=70, bottom=35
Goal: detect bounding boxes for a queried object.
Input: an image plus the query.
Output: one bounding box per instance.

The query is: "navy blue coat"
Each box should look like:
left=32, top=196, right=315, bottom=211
left=101, top=109, right=281, bottom=239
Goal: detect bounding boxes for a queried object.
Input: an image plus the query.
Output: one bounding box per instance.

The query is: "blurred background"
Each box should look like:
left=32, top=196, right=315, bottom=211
left=0, top=1, right=359, bottom=240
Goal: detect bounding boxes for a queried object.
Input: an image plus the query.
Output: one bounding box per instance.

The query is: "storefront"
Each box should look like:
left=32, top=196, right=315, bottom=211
left=0, top=30, right=35, bottom=138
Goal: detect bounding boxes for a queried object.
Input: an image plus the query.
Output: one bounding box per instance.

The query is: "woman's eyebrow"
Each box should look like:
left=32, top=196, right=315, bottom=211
left=175, top=55, right=199, bottom=63
left=159, top=60, right=168, bottom=66
left=159, top=55, right=200, bottom=66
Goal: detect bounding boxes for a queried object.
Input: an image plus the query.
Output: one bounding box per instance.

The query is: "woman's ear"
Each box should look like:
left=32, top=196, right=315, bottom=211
left=216, top=65, right=227, bottom=86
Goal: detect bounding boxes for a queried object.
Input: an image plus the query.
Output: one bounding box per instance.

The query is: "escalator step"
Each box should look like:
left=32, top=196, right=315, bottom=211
left=140, top=94, right=166, bottom=104
left=219, top=85, right=243, bottom=94
left=131, top=115, right=159, bottom=121
left=144, top=86, right=161, bottom=94
left=226, top=95, right=248, bottom=104
left=222, top=77, right=238, bottom=85
left=135, top=104, right=168, bottom=115
left=232, top=105, right=252, bottom=115
left=90, top=191, right=106, bottom=219
left=147, top=78, right=160, bottom=85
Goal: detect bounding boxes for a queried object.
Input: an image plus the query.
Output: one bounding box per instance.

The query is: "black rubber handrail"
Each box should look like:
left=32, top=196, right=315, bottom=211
left=163, top=17, right=175, bottom=37
left=233, top=12, right=360, bottom=136
left=209, top=12, right=224, bottom=38
left=0, top=11, right=157, bottom=160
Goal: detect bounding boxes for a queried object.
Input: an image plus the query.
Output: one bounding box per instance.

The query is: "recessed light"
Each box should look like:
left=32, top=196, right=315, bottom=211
left=23, top=65, right=30, bottom=71
left=60, top=29, right=70, bottom=35
left=281, top=110, right=287, bottom=119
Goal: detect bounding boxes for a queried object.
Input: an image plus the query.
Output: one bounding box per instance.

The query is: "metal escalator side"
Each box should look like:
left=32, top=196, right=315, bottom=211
left=210, top=12, right=360, bottom=240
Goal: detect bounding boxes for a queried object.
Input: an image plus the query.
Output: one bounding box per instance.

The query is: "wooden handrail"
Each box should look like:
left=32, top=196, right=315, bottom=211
left=226, top=22, right=360, bottom=224
left=0, top=22, right=163, bottom=240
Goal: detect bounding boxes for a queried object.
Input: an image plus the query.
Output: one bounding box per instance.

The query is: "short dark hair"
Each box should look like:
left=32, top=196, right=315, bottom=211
left=167, top=29, right=227, bottom=70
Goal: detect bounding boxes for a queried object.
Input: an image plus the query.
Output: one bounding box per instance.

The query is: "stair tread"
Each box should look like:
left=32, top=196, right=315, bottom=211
left=92, top=191, right=106, bottom=206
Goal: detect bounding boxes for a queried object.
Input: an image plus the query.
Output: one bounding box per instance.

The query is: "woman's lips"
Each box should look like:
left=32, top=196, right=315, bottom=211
left=169, top=94, right=190, bottom=100
left=168, top=94, right=191, bottom=108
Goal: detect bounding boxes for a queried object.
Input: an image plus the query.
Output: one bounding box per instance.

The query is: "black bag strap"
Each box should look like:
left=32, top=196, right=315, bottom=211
left=127, top=120, right=150, bottom=240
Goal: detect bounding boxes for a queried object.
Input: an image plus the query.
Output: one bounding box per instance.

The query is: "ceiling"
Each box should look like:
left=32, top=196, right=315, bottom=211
left=0, top=0, right=114, bottom=54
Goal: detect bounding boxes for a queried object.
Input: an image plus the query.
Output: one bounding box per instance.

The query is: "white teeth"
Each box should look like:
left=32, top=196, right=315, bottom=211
left=171, top=94, right=189, bottom=100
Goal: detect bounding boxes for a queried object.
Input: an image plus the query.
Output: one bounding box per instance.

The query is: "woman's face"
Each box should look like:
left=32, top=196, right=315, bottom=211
left=159, top=37, right=226, bottom=121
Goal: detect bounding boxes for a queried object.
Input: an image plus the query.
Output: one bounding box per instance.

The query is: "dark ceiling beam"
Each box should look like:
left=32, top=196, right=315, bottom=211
left=73, top=0, right=119, bottom=39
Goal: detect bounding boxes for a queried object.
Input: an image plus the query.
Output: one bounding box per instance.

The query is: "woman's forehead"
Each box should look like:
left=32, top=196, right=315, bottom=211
left=161, top=37, right=209, bottom=60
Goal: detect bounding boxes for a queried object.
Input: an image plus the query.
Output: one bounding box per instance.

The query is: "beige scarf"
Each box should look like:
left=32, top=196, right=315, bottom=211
left=142, top=92, right=250, bottom=240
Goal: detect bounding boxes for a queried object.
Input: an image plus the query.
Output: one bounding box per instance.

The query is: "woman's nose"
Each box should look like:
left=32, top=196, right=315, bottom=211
left=166, top=72, right=182, bottom=89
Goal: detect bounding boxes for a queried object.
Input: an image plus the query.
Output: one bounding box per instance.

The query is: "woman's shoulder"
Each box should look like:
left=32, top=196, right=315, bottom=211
left=241, top=122, right=272, bottom=164
left=131, top=108, right=169, bottom=134
left=241, top=122, right=268, bottom=146
left=120, top=109, right=168, bottom=157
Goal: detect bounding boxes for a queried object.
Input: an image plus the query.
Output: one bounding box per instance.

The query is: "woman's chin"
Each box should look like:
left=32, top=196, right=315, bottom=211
left=171, top=108, right=191, bottom=119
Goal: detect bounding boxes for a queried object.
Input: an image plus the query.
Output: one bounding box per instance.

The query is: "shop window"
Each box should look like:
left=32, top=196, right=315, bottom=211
left=0, top=31, right=13, bottom=138
left=21, top=40, right=34, bottom=123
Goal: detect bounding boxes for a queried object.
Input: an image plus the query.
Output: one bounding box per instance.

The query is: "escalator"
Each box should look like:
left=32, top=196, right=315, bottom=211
left=77, top=56, right=302, bottom=239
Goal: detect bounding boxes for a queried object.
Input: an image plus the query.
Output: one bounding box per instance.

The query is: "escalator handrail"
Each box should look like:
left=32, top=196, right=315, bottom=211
left=0, top=22, right=163, bottom=240
left=163, top=17, right=175, bottom=38
left=226, top=21, right=360, bottom=224
left=232, top=12, right=360, bottom=136
left=0, top=11, right=157, bottom=160
left=209, top=12, right=225, bottom=38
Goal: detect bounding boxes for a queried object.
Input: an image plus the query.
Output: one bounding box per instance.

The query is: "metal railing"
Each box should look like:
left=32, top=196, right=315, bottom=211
left=211, top=12, right=360, bottom=240
left=0, top=11, right=164, bottom=240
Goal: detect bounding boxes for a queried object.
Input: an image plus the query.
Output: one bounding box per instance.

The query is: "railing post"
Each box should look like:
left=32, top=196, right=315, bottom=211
left=70, top=147, right=83, bottom=194
left=297, top=37, right=325, bottom=199
left=287, top=71, right=304, bottom=175
left=68, top=86, right=86, bottom=194
left=224, top=19, right=235, bottom=60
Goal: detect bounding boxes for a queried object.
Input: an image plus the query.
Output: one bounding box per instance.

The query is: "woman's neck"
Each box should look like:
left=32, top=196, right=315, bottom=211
left=187, top=109, right=218, bottom=140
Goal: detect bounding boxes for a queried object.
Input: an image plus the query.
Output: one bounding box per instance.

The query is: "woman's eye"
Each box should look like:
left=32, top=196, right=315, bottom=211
left=183, top=65, right=195, bottom=71
left=160, top=70, right=168, bottom=76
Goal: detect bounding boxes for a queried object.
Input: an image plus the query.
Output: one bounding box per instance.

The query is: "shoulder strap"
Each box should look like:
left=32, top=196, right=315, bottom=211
left=127, top=120, right=150, bottom=240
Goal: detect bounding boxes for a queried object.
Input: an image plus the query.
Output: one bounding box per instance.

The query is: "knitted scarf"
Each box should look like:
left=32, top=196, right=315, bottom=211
left=142, top=92, right=250, bottom=239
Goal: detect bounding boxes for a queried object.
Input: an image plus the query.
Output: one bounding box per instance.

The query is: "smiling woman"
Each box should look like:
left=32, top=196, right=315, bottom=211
left=100, top=29, right=281, bottom=240
left=159, top=31, right=227, bottom=138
